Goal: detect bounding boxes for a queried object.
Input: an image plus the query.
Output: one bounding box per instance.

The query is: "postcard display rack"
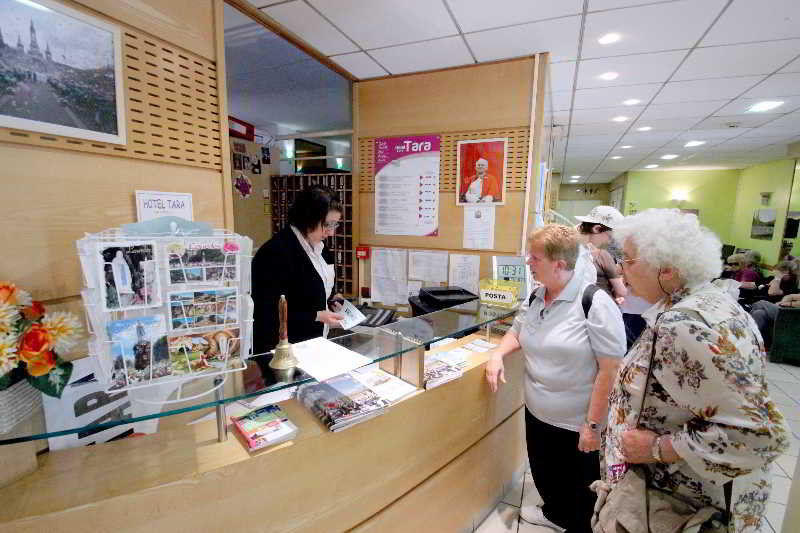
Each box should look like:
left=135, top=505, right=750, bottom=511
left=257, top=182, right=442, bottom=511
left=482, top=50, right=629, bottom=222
left=77, top=225, right=254, bottom=440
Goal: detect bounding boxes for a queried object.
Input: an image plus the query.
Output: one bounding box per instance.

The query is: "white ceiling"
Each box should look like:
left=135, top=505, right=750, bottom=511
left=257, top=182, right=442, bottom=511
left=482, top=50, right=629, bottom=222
left=238, top=0, right=800, bottom=182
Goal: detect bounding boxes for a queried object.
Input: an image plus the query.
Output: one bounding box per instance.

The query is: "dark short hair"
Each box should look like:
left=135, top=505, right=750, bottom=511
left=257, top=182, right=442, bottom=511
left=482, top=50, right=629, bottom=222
left=288, top=185, right=342, bottom=235
left=578, top=221, right=611, bottom=235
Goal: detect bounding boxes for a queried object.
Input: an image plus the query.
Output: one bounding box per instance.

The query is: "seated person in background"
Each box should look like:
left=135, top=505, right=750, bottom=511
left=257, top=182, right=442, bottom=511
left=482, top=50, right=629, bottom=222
left=750, top=293, right=800, bottom=349
left=733, top=251, right=762, bottom=289
left=779, top=239, right=796, bottom=262
left=760, top=260, right=799, bottom=302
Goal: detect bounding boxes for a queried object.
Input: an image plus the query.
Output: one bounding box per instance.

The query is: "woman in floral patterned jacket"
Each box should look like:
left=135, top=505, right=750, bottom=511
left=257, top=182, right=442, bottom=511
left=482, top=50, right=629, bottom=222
left=603, top=208, right=790, bottom=533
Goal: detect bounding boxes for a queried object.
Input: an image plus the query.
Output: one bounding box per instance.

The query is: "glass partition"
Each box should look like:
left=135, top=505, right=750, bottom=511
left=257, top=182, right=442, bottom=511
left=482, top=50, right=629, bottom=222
left=1, top=302, right=516, bottom=445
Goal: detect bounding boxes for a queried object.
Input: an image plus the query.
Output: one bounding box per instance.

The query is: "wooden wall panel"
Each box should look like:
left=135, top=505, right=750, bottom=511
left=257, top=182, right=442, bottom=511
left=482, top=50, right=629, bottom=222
left=72, top=0, right=216, bottom=60
left=358, top=127, right=530, bottom=193
left=0, top=143, right=225, bottom=300
left=356, top=58, right=534, bottom=138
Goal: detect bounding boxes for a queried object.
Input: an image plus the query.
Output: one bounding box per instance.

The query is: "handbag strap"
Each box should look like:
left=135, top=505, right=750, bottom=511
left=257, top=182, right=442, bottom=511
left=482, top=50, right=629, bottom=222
left=637, top=307, right=734, bottom=527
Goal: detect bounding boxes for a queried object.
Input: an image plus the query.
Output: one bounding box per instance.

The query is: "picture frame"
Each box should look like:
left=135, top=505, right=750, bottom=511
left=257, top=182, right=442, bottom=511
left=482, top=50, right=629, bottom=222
left=0, top=0, right=126, bottom=145
left=456, top=138, right=508, bottom=206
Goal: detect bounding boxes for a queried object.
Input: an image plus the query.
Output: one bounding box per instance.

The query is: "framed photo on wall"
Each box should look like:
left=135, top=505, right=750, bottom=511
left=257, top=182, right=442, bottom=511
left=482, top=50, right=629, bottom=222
left=0, top=0, right=126, bottom=144
left=751, top=208, right=777, bottom=240
left=456, top=138, right=508, bottom=206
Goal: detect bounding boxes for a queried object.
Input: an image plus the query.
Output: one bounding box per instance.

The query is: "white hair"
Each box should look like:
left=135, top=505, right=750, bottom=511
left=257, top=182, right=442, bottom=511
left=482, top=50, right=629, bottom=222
left=614, top=208, right=722, bottom=287
left=476, top=158, right=488, bottom=165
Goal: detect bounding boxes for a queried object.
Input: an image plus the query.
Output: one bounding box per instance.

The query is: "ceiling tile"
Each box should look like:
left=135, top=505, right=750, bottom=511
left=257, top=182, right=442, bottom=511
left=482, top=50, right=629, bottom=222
left=582, top=0, right=725, bottom=59
left=263, top=1, right=358, bottom=55
left=308, top=0, right=457, bottom=49
left=588, top=1, right=658, bottom=11
left=572, top=83, right=660, bottom=109
left=638, top=100, right=729, bottom=120
left=576, top=50, right=685, bottom=89
left=447, top=0, right=583, bottom=32
left=743, top=73, right=800, bottom=98
left=571, top=105, right=644, bottom=125
left=693, top=114, right=784, bottom=129
left=551, top=61, right=577, bottom=92
left=653, top=76, right=763, bottom=104
left=632, top=116, right=700, bottom=131
left=676, top=128, right=750, bottom=141
left=466, top=15, right=581, bottom=62
left=567, top=133, right=622, bottom=146
left=369, top=36, right=474, bottom=75
left=714, top=96, right=800, bottom=115
left=619, top=131, right=682, bottom=146
left=596, top=159, right=642, bottom=172
left=701, top=0, right=800, bottom=46
left=329, top=52, right=388, bottom=79
left=551, top=91, right=573, bottom=112
left=568, top=122, right=629, bottom=136
left=781, top=57, right=800, bottom=73
left=673, top=40, right=800, bottom=81
left=761, top=110, right=800, bottom=128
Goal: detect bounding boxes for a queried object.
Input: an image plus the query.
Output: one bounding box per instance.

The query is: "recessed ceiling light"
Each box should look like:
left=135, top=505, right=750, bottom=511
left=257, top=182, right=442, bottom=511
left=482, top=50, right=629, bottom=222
left=620, top=145, right=632, bottom=149
left=684, top=140, right=706, bottom=147
left=597, top=32, right=622, bottom=45
left=611, top=156, right=622, bottom=160
left=660, top=154, right=678, bottom=160
left=622, top=99, right=641, bottom=106
left=747, top=100, right=784, bottom=113
left=636, top=126, right=653, bottom=132
left=598, top=71, right=619, bottom=81
left=611, top=116, right=629, bottom=122
left=644, top=164, right=659, bottom=169
left=570, top=175, right=581, bottom=179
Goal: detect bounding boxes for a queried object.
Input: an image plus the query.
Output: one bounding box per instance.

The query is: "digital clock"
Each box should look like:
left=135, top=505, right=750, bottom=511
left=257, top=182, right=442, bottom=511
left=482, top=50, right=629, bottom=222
left=492, top=255, right=529, bottom=299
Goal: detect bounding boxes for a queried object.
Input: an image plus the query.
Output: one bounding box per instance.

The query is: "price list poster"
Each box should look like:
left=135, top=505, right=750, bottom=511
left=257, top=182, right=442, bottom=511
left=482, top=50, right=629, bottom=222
left=374, top=135, right=440, bottom=236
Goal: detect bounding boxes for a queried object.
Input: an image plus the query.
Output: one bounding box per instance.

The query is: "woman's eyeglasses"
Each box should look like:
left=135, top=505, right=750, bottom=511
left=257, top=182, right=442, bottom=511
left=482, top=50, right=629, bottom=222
left=323, top=221, right=340, bottom=230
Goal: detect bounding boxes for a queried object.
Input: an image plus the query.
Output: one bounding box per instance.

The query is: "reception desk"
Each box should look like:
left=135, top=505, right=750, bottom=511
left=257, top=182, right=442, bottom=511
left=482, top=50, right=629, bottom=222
left=0, top=328, right=525, bottom=532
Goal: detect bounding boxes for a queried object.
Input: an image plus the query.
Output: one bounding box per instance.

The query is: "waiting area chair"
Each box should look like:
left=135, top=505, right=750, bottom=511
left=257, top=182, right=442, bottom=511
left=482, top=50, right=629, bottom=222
left=769, top=307, right=800, bottom=365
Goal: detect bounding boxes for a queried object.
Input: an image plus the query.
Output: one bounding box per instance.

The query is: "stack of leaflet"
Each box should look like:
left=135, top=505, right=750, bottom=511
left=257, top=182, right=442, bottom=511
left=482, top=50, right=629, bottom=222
left=424, top=352, right=463, bottom=389
left=297, top=373, right=390, bottom=432
left=231, top=404, right=298, bottom=452
left=351, top=365, right=417, bottom=404
left=462, top=338, right=497, bottom=353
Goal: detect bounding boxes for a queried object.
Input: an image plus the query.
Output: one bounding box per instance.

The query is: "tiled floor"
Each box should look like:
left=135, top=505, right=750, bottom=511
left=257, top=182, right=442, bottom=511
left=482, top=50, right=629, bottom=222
left=475, top=361, right=800, bottom=533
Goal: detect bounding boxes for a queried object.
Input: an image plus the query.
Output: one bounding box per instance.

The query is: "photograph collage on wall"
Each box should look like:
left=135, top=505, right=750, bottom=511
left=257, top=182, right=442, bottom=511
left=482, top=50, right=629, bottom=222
left=107, top=315, right=168, bottom=390
left=169, top=288, right=238, bottom=330
left=97, top=241, right=161, bottom=311
left=167, top=328, right=241, bottom=376
left=166, top=238, right=239, bottom=285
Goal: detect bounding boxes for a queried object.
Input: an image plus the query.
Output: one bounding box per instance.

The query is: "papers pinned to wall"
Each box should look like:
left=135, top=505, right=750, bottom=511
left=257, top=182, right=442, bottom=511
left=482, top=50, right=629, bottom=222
left=408, top=249, right=448, bottom=283
left=371, top=247, right=408, bottom=306
left=463, top=205, right=495, bottom=250
left=448, top=254, right=481, bottom=295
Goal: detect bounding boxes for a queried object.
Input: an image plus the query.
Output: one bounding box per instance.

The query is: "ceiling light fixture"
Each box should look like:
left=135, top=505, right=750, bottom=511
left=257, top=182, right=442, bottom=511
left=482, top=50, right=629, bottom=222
left=684, top=140, right=706, bottom=147
left=622, top=99, right=641, bottom=106
left=570, top=175, right=581, bottom=179
left=620, top=145, right=632, bottom=149
left=611, top=116, right=629, bottom=122
left=611, top=156, right=622, bottom=160
left=598, top=71, right=619, bottom=81
left=645, top=164, right=659, bottom=169
left=636, top=126, right=653, bottom=132
left=747, top=100, right=784, bottom=113
left=660, top=154, right=678, bottom=160
left=597, top=33, right=621, bottom=45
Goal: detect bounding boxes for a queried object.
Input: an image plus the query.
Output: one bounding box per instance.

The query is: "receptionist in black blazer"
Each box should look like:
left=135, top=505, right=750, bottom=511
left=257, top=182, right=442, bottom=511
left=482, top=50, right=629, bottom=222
left=252, top=185, right=344, bottom=354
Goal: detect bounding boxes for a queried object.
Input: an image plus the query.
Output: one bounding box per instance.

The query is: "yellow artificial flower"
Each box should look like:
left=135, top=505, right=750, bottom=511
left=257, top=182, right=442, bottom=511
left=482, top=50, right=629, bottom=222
left=0, top=333, right=19, bottom=375
left=0, top=282, right=31, bottom=307
left=41, top=312, right=82, bottom=354
left=0, top=303, right=19, bottom=336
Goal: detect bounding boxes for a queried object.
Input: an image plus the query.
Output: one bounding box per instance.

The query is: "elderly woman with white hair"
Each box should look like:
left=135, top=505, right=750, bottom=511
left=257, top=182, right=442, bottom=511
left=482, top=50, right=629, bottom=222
left=601, top=209, right=790, bottom=533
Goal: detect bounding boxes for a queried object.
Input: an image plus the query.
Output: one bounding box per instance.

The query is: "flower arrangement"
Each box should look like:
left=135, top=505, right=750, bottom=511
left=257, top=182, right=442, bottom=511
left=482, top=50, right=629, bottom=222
left=0, top=282, right=80, bottom=398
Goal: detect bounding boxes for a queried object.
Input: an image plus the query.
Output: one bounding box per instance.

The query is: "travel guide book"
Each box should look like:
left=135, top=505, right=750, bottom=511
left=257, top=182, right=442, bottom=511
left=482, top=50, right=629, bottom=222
left=231, top=404, right=298, bottom=452
left=297, top=373, right=389, bottom=432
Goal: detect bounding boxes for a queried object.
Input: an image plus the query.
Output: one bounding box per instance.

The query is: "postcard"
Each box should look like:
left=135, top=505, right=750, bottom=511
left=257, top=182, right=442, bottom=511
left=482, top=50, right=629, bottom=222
left=165, top=238, right=239, bottom=285
left=107, top=315, right=169, bottom=389
left=97, top=241, right=161, bottom=311
left=167, top=327, right=241, bottom=375
left=168, top=288, right=238, bottom=330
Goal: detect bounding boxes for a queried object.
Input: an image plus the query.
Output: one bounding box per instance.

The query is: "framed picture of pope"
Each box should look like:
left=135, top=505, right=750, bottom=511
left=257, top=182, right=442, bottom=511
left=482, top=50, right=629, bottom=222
left=456, top=138, right=507, bottom=206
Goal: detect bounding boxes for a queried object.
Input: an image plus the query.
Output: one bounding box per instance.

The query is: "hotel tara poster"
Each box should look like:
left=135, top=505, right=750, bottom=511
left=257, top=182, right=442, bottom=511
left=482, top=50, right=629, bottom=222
left=374, top=135, right=440, bottom=236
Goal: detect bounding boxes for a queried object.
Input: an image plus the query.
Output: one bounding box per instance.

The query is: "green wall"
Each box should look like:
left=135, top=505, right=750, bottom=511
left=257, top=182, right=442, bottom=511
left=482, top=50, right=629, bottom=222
left=730, top=159, right=796, bottom=265
left=788, top=161, right=800, bottom=256
left=625, top=169, right=741, bottom=244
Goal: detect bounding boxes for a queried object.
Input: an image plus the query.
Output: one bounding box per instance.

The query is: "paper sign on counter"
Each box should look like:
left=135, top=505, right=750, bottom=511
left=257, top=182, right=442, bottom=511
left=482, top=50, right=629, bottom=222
left=292, top=337, right=372, bottom=382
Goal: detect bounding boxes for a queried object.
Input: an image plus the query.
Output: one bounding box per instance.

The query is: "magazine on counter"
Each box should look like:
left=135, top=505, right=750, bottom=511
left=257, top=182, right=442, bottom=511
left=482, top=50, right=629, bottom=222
left=424, top=354, right=462, bottom=390
left=231, top=404, right=298, bottom=451
left=297, top=373, right=389, bottom=432
left=350, top=366, right=417, bottom=404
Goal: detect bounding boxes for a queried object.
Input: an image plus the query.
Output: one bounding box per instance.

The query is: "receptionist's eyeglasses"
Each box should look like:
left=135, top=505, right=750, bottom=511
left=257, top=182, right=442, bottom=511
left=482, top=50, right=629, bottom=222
left=323, top=221, right=340, bottom=230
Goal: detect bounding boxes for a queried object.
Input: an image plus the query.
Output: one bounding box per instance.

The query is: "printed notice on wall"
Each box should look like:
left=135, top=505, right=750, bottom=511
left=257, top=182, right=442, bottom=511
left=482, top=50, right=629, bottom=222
left=449, top=254, right=481, bottom=295
left=371, top=247, right=408, bottom=305
left=463, top=205, right=495, bottom=250
left=408, top=249, right=448, bottom=283
left=374, top=135, right=439, bottom=236
left=135, top=190, right=194, bottom=222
